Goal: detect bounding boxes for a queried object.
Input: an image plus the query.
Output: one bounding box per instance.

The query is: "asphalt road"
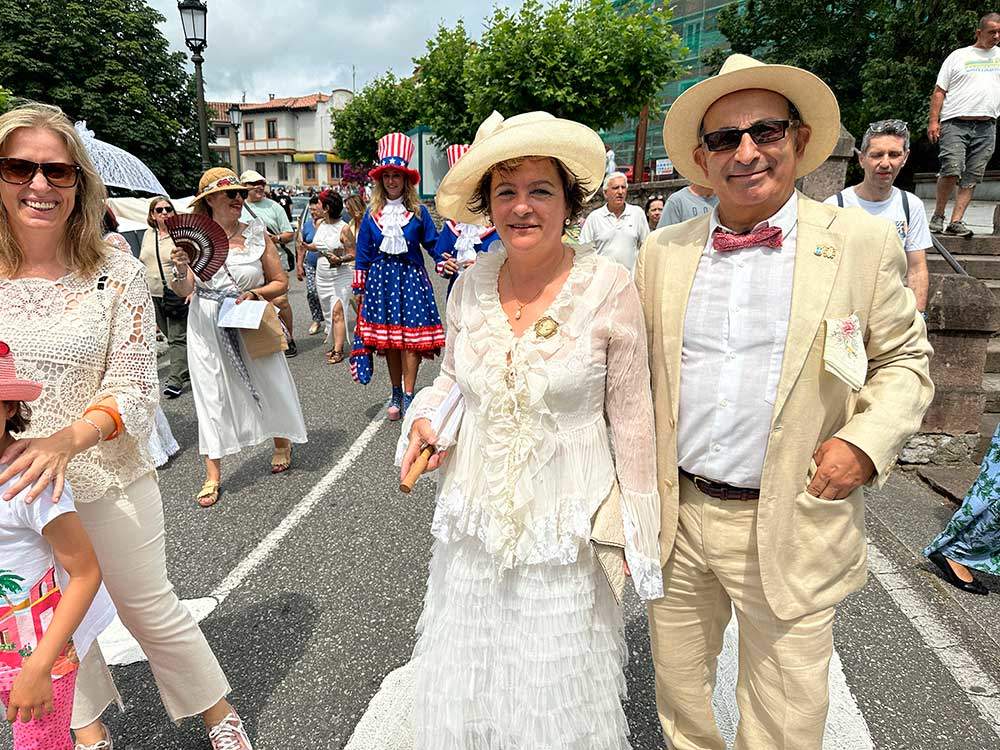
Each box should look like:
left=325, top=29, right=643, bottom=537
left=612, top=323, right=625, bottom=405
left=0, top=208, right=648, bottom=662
left=3, top=274, right=999, bottom=750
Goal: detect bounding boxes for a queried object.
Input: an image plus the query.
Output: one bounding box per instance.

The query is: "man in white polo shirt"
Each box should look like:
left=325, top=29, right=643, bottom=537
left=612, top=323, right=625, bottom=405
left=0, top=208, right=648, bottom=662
left=826, top=119, right=930, bottom=313
left=579, top=170, right=649, bottom=275
left=928, top=12, right=1000, bottom=237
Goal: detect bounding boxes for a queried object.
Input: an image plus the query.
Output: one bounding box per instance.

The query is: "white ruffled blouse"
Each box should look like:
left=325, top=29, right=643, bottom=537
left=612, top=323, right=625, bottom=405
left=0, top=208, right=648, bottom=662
left=402, top=243, right=663, bottom=600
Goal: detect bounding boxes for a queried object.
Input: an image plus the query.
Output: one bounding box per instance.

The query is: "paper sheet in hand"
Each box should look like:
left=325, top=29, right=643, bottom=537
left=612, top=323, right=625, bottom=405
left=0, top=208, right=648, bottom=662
left=217, top=298, right=268, bottom=329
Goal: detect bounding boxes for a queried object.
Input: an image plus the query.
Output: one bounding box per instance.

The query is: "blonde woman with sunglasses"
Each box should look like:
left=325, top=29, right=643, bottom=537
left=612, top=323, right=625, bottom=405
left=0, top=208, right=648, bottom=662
left=0, top=103, right=253, bottom=750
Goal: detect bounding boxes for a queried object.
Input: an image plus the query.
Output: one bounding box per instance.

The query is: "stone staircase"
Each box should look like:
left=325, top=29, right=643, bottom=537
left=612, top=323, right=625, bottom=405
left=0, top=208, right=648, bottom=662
left=928, top=233, right=1000, bottom=461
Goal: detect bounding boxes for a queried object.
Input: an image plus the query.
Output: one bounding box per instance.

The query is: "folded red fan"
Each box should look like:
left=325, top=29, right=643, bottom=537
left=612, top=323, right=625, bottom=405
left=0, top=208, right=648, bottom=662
left=165, top=213, right=229, bottom=282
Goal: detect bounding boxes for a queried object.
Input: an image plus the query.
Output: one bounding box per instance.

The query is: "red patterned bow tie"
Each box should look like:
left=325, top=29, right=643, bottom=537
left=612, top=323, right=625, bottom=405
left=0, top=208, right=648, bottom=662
left=712, top=225, right=783, bottom=252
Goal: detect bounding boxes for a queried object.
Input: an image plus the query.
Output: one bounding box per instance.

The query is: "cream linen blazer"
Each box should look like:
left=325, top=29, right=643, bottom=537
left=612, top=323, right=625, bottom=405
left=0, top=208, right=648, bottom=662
left=635, top=193, right=934, bottom=620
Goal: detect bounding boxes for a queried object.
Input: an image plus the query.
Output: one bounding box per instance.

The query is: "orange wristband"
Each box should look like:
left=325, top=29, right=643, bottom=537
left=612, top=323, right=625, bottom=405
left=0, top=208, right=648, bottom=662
left=84, top=405, right=124, bottom=441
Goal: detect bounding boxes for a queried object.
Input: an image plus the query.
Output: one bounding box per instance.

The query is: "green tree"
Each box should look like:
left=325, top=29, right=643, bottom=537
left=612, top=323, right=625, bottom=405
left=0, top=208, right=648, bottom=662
left=0, top=0, right=203, bottom=196
left=333, top=0, right=686, bottom=161
left=464, top=0, right=684, bottom=136
left=711, top=1, right=995, bottom=153
left=412, top=21, right=478, bottom=148
left=0, top=86, right=11, bottom=115
left=331, top=73, right=420, bottom=167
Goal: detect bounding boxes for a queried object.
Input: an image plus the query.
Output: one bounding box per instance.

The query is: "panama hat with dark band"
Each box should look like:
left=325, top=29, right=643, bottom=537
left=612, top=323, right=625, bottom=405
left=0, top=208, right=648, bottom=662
left=663, top=54, right=841, bottom=187
left=435, top=111, right=606, bottom=225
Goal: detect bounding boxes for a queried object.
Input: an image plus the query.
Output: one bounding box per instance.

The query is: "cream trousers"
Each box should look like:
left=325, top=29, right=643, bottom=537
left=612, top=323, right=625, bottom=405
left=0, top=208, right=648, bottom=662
left=71, top=472, right=230, bottom=728
left=647, top=476, right=835, bottom=750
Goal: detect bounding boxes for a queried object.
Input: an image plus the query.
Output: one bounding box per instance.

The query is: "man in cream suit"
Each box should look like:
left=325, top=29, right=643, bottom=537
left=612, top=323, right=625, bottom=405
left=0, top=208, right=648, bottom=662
left=636, top=55, right=934, bottom=749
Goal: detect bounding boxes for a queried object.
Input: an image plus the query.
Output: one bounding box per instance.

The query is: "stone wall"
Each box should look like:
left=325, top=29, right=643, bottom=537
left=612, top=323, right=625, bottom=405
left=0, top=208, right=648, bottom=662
left=901, top=273, right=1000, bottom=464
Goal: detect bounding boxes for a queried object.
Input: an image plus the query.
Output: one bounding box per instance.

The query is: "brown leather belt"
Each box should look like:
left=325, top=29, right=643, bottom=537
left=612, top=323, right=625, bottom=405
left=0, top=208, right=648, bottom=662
left=679, top=468, right=760, bottom=502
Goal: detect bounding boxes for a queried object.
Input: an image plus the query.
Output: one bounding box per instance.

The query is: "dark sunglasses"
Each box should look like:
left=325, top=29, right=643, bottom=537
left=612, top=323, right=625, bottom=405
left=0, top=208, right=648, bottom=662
left=224, top=189, right=249, bottom=199
left=0, top=157, right=82, bottom=188
left=153, top=206, right=175, bottom=214
left=701, top=119, right=798, bottom=153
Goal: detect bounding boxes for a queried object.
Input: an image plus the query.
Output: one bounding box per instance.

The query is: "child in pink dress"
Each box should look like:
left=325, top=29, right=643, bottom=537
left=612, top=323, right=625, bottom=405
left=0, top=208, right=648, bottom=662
left=0, top=341, right=114, bottom=749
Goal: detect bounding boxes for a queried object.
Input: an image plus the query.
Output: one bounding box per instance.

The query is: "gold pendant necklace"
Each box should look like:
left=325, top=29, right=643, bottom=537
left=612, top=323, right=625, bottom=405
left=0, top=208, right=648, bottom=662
left=506, top=247, right=566, bottom=321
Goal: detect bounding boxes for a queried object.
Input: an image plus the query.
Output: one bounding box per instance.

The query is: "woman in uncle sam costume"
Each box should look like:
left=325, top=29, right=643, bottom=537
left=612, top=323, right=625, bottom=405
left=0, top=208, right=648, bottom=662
left=433, top=144, right=499, bottom=296
left=353, top=132, right=447, bottom=421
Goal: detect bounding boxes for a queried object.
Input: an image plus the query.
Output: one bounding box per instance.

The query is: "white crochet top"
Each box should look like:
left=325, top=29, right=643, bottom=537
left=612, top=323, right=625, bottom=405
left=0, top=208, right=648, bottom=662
left=0, top=249, right=158, bottom=502
left=400, top=243, right=663, bottom=600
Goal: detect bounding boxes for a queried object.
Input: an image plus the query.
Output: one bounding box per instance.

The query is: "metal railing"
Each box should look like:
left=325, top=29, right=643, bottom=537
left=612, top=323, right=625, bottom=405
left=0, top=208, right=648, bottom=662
left=930, top=234, right=970, bottom=276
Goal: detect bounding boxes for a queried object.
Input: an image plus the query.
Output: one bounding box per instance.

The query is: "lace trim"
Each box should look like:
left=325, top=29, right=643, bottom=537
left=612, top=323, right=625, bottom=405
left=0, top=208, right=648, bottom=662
left=452, top=222, right=486, bottom=264
left=377, top=199, right=410, bottom=256
left=227, top=218, right=266, bottom=265
left=456, top=245, right=621, bottom=572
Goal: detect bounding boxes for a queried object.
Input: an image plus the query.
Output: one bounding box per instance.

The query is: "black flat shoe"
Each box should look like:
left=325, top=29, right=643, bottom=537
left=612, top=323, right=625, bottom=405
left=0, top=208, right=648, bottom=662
left=928, top=551, right=989, bottom=596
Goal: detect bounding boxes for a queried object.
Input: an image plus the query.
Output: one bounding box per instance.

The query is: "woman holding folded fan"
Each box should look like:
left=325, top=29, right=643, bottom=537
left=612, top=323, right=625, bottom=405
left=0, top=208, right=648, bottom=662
left=0, top=104, right=254, bottom=749
left=169, top=167, right=307, bottom=508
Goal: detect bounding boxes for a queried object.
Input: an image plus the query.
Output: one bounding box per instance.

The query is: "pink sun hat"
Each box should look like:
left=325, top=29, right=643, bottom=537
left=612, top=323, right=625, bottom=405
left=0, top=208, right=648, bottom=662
left=0, top=341, right=42, bottom=402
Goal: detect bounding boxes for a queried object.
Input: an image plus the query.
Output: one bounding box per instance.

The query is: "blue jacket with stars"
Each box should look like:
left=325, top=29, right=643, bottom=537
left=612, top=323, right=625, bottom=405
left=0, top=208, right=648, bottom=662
left=353, top=205, right=441, bottom=291
left=433, top=222, right=499, bottom=270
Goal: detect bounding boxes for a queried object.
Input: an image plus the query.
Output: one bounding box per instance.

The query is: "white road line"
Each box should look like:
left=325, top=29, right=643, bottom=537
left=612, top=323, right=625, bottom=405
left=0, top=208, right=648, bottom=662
left=867, top=542, right=1000, bottom=739
left=99, top=414, right=387, bottom=665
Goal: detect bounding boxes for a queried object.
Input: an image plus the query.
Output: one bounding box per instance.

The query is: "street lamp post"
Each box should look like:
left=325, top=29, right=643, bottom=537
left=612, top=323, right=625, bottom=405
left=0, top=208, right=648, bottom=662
left=228, top=103, right=242, bottom=173
left=178, top=0, right=210, bottom=171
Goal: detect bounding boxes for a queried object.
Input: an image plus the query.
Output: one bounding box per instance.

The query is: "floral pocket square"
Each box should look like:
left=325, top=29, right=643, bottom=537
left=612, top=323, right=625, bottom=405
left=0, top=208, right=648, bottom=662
left=823, top=313, right=866, bottom=391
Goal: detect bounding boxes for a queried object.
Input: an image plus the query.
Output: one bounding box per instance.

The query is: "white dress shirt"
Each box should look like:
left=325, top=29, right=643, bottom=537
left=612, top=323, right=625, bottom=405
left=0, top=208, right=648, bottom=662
left=677, top=192, right=799, bottom=488
left=579, top=203, right=650, bottom=275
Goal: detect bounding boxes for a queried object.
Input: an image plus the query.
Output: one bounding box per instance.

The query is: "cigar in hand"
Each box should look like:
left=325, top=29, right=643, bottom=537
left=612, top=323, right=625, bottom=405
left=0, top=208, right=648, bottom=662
left=400, top=445, right=436, bottom=493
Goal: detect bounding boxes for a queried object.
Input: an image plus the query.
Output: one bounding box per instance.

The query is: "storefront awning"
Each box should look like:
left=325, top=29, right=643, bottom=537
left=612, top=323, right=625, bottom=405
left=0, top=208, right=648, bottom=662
left=292, top=152, right=346, bottom=164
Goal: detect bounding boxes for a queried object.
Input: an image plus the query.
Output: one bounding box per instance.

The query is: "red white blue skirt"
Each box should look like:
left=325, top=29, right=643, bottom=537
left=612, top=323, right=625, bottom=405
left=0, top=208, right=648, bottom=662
left=358, top=255, right=445, bottom=356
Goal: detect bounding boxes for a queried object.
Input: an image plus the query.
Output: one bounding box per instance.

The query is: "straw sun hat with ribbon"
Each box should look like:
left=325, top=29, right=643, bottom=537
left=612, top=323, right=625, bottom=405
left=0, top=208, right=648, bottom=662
left=191, top=167, right=247, bottom=208
left=435, top=111, right=606, bottom=225
left=663, top=54, right=841, bottom=187
left=0, top=341, right=42, bottom=403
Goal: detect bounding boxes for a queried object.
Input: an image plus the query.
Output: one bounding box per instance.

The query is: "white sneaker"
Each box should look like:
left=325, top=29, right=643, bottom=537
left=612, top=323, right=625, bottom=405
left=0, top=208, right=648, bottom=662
left=208, top=711, right=254, bottom=750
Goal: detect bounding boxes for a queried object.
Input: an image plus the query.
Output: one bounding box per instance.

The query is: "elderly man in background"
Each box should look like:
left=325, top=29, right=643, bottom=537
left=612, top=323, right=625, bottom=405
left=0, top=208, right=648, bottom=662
left=240, top=169, right=299, bottom=357
left=657, top=182, right=719, bottom=228
left=580, top=170, right=649, bottom=275
left=638, top=54, right=933, bottom=749
left=928, top=12, right=1000, bottom=237
left=826, top=119, right=931, bottom=314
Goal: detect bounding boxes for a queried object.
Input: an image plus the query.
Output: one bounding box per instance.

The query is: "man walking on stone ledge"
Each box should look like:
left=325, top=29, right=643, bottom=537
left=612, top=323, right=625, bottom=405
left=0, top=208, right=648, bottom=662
left=928, top=12, right=1000, bottom=238
left=636, top=54, right=935, bottom=749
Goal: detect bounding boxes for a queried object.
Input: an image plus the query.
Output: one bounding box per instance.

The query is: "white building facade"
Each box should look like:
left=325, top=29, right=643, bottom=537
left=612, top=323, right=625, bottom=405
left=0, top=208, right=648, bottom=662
left=208, top=89, right=353, bottom=189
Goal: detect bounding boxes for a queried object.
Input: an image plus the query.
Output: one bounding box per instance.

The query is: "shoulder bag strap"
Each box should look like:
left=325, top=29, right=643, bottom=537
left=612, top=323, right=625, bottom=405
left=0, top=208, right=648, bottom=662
left=836, top=191, right=844, bottom=208
left=153, top=231, right=170, bottom=289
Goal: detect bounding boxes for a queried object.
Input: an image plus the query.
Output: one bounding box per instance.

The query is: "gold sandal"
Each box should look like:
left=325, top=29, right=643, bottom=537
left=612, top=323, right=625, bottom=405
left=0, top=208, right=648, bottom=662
left=196, top=480, right=220, bottom=508
left=271, top=445, right=293, bottom=474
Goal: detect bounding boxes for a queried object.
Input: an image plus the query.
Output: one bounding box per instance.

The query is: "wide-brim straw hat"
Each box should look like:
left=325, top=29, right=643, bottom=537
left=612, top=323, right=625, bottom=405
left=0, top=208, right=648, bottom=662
left=191, top=167, right=247, bottom=207
left=435, top=111, right=606, bottom=224
left=0, top=341, right=42, bottom=402
left=663, top=54, right=840, bottom=187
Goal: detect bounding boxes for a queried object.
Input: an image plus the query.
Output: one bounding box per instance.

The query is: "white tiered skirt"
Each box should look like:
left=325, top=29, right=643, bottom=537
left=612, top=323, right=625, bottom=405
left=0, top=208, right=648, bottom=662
left=412, top=535, right=631, bottom=749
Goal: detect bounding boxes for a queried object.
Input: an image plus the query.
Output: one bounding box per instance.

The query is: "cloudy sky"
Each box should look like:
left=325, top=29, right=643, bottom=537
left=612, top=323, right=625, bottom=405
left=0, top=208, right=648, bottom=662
left=146, top=0, right=522, bottom=103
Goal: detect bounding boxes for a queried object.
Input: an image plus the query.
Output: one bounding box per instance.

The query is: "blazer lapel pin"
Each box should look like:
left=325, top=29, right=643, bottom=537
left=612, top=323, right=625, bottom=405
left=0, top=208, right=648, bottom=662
left=813, top=244, right=837, bottom=260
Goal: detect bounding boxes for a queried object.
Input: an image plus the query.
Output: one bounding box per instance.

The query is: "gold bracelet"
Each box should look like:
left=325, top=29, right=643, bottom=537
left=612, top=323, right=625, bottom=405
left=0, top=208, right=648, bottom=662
left=78, top=416, right=106, bottom=442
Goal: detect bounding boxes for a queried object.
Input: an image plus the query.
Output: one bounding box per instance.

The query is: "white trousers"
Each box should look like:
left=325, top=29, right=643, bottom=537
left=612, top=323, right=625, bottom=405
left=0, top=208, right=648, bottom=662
left=71, top=472, right=230, bottom=727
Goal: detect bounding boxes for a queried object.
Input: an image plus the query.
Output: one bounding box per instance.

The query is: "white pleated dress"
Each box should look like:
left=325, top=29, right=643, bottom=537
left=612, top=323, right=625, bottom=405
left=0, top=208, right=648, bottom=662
left=391, top=244, right=663, bottom=750
left=187, top=220, right=308, bottom=459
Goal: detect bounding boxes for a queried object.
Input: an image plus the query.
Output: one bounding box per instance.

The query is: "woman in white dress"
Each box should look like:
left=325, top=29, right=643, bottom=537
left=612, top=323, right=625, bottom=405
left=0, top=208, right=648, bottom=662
left=395, top=111, right=663, bottom=749
left=312, top=191, right=354, bottom=364
left=169, top=168, right=307, bottom=507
